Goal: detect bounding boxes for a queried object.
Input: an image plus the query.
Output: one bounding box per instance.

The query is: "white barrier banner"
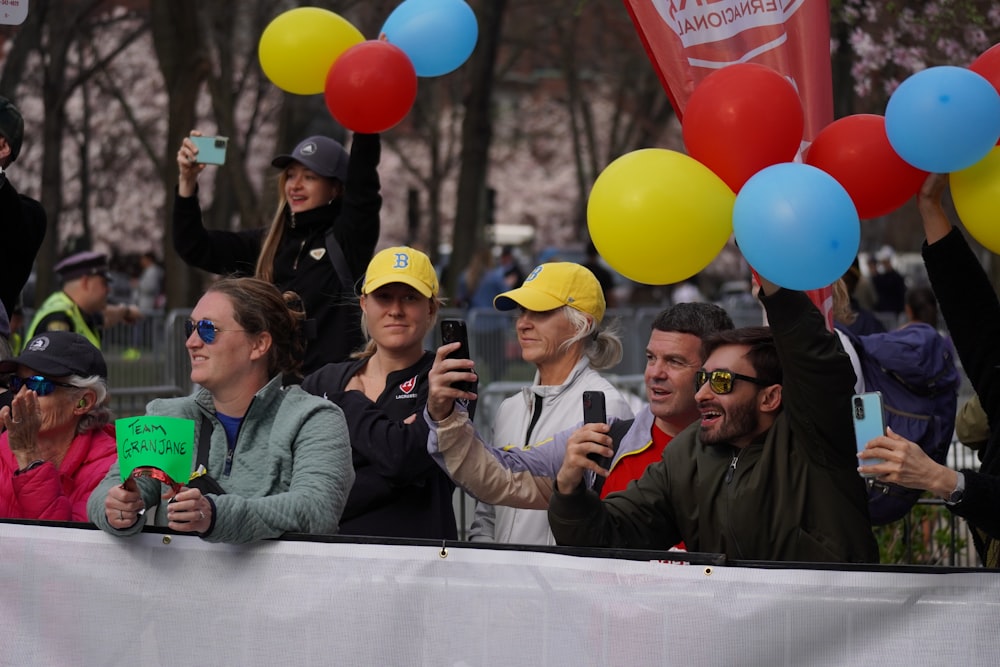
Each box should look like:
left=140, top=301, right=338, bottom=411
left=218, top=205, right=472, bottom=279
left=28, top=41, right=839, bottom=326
left=2, top=523, right=997, bottom=666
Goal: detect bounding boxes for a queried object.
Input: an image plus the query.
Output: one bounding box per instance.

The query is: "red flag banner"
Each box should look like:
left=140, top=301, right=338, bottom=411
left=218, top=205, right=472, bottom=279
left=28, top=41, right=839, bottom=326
left=623, top=0, right=834, bottom=142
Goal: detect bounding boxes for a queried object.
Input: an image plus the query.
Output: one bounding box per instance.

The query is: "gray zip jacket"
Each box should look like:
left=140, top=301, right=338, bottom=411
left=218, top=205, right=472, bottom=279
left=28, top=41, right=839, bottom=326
left=88, top=376, right=354, bottom=544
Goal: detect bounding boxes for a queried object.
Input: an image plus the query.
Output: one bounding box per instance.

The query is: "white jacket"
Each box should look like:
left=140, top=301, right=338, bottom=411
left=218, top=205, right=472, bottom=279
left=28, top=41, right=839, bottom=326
left=458, top=357, right=632, bottom=545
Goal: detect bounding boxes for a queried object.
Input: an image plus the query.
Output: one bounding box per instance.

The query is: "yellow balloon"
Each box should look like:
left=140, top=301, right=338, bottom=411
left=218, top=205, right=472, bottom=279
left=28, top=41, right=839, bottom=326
left=952, top=146, right=1000, bottom=253
left=587, top=149, right=735, bottom=285
left=259, top=8, right=365, bottom=95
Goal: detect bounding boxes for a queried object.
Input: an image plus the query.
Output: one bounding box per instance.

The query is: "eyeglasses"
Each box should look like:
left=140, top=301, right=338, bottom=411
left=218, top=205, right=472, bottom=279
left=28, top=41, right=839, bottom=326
left=184, top=319, right=246, bottom=344
left=695, top=369, right=772, bottom=395
left=9, top=375, right=79, bottom=396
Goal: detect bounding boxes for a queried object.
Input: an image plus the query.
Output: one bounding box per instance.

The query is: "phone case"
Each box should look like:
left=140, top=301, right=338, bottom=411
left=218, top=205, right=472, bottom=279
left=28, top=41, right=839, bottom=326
left=440, top=319, right=470, bottom=360
left=191, top=136, right=228, bottom=165
left=440, top=319, right=475, bottom=396
left=583, top=391, right=607, bottom=464
left=582, top=391, right=607, bottom=424
left=852, top=391, right=886, bottom=475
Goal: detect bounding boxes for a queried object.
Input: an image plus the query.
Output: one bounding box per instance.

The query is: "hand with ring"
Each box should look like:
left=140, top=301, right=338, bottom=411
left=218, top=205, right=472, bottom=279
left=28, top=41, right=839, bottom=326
left=166, top=486, right=212, bottom=533
left=104, top=477, right=144, bottom=528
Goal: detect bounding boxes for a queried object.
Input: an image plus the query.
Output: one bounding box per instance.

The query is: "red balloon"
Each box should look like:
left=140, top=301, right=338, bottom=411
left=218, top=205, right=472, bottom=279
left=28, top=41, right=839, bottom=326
left=805, top=114, right=927, bottom=220
left=682, top=63, right=804, bottom=192
left=970, top=43, right=1000, bottom=93
left=325, top=41, right=417, bottom=134
left=970, top=43, right=1000, bottom=145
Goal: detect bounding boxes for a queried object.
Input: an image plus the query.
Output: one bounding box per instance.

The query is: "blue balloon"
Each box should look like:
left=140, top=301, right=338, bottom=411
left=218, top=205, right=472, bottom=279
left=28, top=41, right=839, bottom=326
left=733, top=163, right=860, bottom=291
left=380, top=0, right=479, bottom=77
left=885, top=66, right=1000, bottom=173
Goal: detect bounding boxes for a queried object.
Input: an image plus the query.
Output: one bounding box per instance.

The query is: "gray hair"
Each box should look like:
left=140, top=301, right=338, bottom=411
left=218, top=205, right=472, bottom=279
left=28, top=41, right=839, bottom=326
left=560, top=307, right=623, bottom=371
left=71, top=374, right=113, bottom=435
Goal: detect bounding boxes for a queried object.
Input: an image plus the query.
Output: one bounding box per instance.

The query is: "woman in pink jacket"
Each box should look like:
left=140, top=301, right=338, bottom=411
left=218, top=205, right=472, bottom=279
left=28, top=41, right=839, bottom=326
left=0, top=331, right=115, bottom=521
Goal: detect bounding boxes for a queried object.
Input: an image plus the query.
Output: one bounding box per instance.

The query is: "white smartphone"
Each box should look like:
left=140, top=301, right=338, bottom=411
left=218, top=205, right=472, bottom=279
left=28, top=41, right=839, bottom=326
left=852, top=391, right=886, bottom=477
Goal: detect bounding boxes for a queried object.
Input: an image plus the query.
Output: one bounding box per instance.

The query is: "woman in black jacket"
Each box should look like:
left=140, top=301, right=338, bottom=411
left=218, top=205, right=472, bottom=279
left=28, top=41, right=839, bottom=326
left=174, top=132, right=381, bottom=373
left=302, top=246, right=459, bottom=540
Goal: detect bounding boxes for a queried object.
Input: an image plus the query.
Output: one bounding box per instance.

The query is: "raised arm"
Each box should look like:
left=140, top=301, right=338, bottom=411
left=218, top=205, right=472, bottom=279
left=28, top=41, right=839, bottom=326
left=917, top=173, right=953, bottom=245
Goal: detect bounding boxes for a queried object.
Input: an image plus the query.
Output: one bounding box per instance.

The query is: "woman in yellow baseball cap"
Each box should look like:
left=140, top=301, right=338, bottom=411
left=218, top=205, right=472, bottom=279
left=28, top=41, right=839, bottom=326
left=302, top=246, right=460, bottom=539
left=426, top=261, right=634, bottom=545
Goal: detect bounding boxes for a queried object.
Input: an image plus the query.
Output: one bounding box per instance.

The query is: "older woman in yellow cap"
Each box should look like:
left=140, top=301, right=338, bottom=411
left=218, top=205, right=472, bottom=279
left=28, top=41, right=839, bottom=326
left=302, top=246, right=460, bottom=539
left=426, top=261, right=633, bottom=545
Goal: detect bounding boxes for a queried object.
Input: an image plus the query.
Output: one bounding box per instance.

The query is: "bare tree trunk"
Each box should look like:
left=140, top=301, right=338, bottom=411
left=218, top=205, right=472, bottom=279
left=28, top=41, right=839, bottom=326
left=151, top=0, right=209, bottom=308
left=450, top=0, right=507, bottom=298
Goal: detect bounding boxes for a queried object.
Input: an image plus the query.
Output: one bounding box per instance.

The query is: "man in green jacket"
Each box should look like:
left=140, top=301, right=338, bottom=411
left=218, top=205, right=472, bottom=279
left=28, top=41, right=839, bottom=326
left=548, top=279, right=879, bottom=563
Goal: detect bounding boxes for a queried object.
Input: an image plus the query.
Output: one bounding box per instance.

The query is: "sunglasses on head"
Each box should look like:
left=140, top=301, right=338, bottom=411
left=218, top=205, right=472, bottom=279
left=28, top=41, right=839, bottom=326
left=9, top=375, right=79, bottom=396
left=184, top=319, right=244, bottom=344
left=695, top=369, right=771, bottom=395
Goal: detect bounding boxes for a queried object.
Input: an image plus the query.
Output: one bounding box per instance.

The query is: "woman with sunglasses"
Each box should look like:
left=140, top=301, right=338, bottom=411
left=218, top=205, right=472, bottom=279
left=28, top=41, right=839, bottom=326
left=88, top=277, right=355, bottom=544
left=173, top=132, right=381, bottom=375
left=0, top=331, right=116, bottom=521
left=302, top=247, right=459, bottom=539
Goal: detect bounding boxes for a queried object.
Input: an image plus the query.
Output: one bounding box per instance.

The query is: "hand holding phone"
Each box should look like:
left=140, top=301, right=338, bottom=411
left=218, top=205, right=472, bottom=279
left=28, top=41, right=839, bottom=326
left=582, top=391, right=607, bottom=464
left=190, top=135, right=229, bottom=165
left=440, top=318, right=477, bottom=419
left=852, top=391, right=886, bottom=477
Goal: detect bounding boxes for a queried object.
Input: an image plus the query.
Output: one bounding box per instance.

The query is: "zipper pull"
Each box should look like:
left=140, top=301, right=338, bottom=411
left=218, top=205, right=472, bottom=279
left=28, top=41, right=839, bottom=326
left=292, top=239, right=306, bottom=270
left=290, top=212, right=296, bottom=229
left=725, top=451, right=739, bottom=484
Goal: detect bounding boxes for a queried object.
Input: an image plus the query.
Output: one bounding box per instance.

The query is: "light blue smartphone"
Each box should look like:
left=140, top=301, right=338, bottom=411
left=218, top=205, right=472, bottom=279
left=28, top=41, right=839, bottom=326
left=191, top=135, right=228, bottom=165
left=852, top=391, right=886, bottom=477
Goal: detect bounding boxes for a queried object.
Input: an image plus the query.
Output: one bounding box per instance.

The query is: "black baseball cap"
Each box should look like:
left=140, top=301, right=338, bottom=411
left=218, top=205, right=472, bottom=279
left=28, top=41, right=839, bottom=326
left=54, top=250, right=111, bottom=282
left=0, top=96, right=24, bottom=163
left=271, top=135, right=348, bottom=182
left=0, top=331, right=108, bottom=379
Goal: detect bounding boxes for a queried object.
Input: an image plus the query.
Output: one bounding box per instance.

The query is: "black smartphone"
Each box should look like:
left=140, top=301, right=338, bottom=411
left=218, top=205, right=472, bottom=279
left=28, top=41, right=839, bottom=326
left=582, top=390, right=607, bottom=463
left=440, top=319, right=476, bottom=418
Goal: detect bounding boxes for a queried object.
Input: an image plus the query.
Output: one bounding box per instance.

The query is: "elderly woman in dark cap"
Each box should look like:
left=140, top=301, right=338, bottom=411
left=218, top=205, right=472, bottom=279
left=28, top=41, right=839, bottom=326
left=0, top=331, right=116, bottom=521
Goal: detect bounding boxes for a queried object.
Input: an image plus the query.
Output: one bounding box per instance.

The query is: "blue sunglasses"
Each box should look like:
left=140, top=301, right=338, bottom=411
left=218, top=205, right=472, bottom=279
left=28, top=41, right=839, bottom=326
left=184, top=319, right=245, bottom=344
left=9, top=375, right=79, bottom=397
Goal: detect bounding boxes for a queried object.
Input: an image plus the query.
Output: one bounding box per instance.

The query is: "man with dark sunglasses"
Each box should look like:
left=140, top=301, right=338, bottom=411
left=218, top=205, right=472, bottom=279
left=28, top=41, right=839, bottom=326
left=548, top=278, right=879, bottom=563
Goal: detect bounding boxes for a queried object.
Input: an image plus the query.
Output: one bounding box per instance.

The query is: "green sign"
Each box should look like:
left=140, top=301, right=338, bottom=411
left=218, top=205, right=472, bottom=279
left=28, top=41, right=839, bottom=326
left=116, top=416, right=195, bottom=487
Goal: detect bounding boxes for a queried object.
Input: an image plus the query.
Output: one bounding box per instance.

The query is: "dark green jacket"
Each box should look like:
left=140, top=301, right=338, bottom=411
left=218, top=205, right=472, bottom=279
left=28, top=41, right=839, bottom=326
left=549, top=288, right=879, bottom=563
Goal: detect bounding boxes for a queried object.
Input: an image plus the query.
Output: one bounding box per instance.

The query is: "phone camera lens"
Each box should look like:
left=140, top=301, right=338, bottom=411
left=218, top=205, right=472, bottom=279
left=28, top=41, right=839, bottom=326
left=215, top=139, right=225, bottom=148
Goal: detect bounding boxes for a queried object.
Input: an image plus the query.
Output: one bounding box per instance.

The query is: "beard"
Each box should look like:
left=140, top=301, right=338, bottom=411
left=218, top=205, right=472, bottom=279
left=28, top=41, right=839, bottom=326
left=699, top=396, right=760, bottom=446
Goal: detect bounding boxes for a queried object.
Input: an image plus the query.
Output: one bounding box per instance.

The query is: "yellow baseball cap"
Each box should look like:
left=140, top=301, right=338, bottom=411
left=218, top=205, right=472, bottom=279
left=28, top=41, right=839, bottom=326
left=362, top=246, right=439, bottom=298
left=494, top=262, right=606, bottom=323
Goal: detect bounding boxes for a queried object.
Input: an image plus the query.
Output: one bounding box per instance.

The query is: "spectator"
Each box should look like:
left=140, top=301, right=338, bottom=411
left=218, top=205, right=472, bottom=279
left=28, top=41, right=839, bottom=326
left=583, top=241, right=616, bottom=308
left=547, top=279, right=879, bottom=563
left=872, top=245, right=907, bottom=318
left=0, top=96, right=47, bottom=319
left=173, top=132, right=381, bottom=374
left=859, top=174, right=1000, bottom=567
left=88, top=277, right=354, bottom=544
left=427, top=303, right=733, bottom=513
left=134, top=251, right=164, bottom=315
left=671, top=278, right=707, bottom=305
left=302, top=247, right=459, bottom=539
left=839, top=256, right=885, bottom=336
left=0, top=332, right=116, bottom=521
left=427, top=262, right=634, bottom=545
left=456, top=248, right=514, bottom=383
left=25, top=251, right=141, bottom=349
left=846, top=255, right=878, bottom=312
